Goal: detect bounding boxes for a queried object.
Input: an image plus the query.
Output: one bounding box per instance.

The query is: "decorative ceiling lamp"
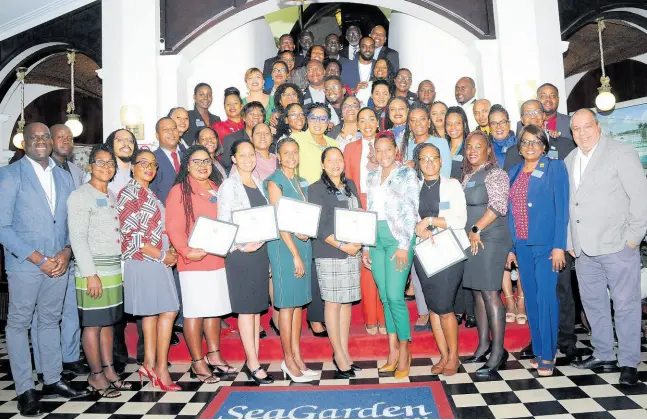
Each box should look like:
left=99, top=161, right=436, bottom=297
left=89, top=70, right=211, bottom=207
left=595, top=19, right=616, bottom=112
left=11, top=67, right=27, bottom=149
left=65, top=49, right=84, bottom=137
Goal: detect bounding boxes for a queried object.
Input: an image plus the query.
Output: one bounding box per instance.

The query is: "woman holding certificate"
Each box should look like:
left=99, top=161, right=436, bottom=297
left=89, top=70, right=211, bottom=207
left=505, top=125, right=568, bottom=376
left=218, top=139, right=273, bottom=384
left=118, top=150, right=180, bottom=391
left=460, top=130, right=512, bottom=377
left=166, top=145, right=235, bottom=385
left=308, top=147, right=363, bottom=378
left=412, top=143, right=468, bottom=376
left=265, top=137, right=316, bottom=383
left=363, top=131, right=419, bottom=379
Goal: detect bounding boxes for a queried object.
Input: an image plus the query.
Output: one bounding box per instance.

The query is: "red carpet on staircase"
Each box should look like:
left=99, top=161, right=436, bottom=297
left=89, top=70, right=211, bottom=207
left=126, top=300, right=530, bottom=363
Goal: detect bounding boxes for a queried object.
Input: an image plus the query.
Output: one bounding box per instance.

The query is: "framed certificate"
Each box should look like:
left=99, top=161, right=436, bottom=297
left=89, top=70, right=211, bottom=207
left=414, top=229, right=468, bottom=277
left=334, top=208, right=378, bottom=246
left=188, top=216, right=238, bottom=257
left=231, top=205, right=279, bottom=245
left=276, top=197, right=322, bottom=237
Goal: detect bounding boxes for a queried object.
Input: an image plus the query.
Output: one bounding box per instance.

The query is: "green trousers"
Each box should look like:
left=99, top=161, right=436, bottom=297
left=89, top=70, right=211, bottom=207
left=370, top=221, right=414, bottom=341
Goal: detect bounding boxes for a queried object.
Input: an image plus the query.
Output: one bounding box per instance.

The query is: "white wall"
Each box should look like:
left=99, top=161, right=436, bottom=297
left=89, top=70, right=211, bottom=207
left=389, top=12, right=476, bottom=105
left=185, top=18, right=276, bottom=118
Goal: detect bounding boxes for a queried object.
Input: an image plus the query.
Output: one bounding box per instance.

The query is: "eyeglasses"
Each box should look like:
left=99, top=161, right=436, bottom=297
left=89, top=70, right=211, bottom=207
left=419, top=156, right=441, bottom=163
left=307, top=115, right=329, bottom=124
left=419, top=88, right=435, bottom=94
left=272, top=68, right=288, bottom=74
left=288, top=112, right=305, bottom=120
left=93, top=160, right=116, bottom=168
left=190, top=158, right=212, bottom=167
left=282, top=91, right=298, bottom=98
left=489, top=119, right=509, bottom=128
left=520, top=140, right=543, bottom=148
left=247, top=112, right=264, bottom=119
left=135, top=161, right=159, bottom=169
left=522, top=110, right=543, bottom=117
left=342, top=103, right=360, bottom=110
left=396, top=75, right=412, bottom=82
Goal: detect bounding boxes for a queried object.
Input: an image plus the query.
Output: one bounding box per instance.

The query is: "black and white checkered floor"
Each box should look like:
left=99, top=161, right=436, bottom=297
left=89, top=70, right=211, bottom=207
left=0, top=326, right=645, bottom=419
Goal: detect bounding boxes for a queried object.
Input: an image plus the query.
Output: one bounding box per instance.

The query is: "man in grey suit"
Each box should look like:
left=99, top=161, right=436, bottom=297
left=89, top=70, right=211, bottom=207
left=0, top=123, right=88, bottom=416
left=565, top=109, right=647, bottom=385
left=31, top=124, right=89, bottom=382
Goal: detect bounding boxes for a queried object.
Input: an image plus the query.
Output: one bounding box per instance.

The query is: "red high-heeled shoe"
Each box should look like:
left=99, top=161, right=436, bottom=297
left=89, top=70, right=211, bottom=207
left=157, top=379, right=181, bottom=392
left=138, top=365, right=158, bottom=388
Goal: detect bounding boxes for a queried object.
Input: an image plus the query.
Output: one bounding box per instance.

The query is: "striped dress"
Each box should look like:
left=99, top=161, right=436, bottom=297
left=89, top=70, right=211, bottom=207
left=67, top=183, right=124, bottom=327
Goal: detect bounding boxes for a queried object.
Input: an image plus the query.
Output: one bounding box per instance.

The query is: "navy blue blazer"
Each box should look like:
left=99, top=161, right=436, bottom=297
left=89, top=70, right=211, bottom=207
left=340, top=58, right=375, bottom=91
left=0, top=158, right=74, bottom=273
left=507, top=156, right=569, bottom=253
left=151, top=145, right=186, bottom=206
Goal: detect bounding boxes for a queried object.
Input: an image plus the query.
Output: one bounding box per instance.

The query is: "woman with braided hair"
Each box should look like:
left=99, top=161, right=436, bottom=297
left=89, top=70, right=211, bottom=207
left=165, top=145, right=235, bottom=385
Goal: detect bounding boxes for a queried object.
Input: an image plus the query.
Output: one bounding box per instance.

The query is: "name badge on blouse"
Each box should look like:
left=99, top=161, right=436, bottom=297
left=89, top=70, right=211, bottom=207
left=531, top=170, right=544, bottom=178
left=300, top=180, right=309, bottom=188
left=96, top=198, right=108, bottom=207
left=453, top=154, right=464, bottom=162
left=196, top=120, right=205, bottom=127
left=439, top=201, right=450, bottom=210
left=304, top=98, right=312, bottom=105
left=466, top=181, right=476, bottom=188
left=547, top=150, right=558, bottom=159
left=336, top=192, right=348, bottom=201
left=209, top=196, right=218, bottom=203
left=502, top=147, right=508, bottom=154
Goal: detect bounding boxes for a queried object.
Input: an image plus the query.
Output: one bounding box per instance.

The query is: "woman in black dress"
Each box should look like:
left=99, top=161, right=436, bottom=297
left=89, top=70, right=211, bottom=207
left=460, top=131, right=512, bottom=376
left=412, top=143, right=468, bottom=376
left=217, top=139, right=273, bottom=384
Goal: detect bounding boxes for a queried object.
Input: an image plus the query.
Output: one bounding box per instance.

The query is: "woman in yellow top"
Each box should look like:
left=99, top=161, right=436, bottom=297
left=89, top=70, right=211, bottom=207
left=290, top=102, right=338, bottom=184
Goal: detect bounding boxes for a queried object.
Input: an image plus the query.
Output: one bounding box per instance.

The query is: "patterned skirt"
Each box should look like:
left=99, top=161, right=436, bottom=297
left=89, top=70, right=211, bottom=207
left=315, top=254, right=362, bottom=303
left=75, top=255, right=123, bottom=327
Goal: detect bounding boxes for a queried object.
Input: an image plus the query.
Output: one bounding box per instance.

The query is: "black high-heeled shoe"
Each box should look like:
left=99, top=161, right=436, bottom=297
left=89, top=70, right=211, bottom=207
left=242, top=363, right=274, bottom=385
left=332, top=358, right=356, bottom=379
left=308, top=321, right=328, bottom=338
left=455, top=313, right=464, bottom=326
left=269, top=318, right=280, bottom=335
left=463, top=344, right=492, bottom=364
left=475, top=350, right=509, bottom=377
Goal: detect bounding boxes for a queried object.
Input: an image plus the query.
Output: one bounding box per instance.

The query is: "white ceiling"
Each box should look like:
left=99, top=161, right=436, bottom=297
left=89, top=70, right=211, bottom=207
left=0, top=0, right=94, bottom=42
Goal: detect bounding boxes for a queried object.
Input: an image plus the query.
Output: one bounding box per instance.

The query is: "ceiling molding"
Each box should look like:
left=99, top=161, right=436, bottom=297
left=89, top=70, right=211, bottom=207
left=0, top=0, right=95, bottom=42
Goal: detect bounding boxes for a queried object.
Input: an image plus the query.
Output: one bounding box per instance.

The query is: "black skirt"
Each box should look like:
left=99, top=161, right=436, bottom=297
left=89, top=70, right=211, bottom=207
left=413, top=258, right=465, bottom=315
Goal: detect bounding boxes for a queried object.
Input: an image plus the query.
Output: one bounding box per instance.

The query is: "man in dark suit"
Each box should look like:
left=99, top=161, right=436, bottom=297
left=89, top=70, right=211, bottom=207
left=221, top=101, right=266, bottom=171
left=370, top=25, right=399, bottom=70
left=340, top=36, right=376, bottom=94
left=262, top=34, right=304, bottom=83
left=340, top=25, right=361, bottom=60
left=324, top=33, right=349, bottom=66
left=504, top=99, right=579, bottom=362
left=515, top=83, right=572, bottom=141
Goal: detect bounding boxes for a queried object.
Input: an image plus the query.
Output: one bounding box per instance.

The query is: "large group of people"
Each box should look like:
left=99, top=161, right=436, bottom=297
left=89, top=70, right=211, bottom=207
left=1, top=24, right=647, bottom=418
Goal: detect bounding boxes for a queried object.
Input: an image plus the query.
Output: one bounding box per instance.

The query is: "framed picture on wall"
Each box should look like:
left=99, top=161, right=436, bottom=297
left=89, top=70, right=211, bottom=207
left=593, top=98, right=647, bottom=174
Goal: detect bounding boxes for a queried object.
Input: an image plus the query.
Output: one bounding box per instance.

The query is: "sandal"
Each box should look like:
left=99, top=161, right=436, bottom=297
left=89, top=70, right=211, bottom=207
left=516, top=296, right=527, bottom=325
left=537, top=360, right=554, bottom=377
left=88, top=370, right=121, bottom=398
left=190, top=358, right=220, bottom=384
left=504, top=295, right=517, bottom=323
left=103, top=364, right=133, bottom=390
left=206, top=350, right=237, bottom=374
left=365, top=324, right=378, bottom=335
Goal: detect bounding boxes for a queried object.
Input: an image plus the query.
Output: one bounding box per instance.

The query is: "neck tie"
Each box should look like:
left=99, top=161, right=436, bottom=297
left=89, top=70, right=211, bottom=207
left=171, top=151, right=180, bottom=173
left=367, top=141, right=378, bottom=172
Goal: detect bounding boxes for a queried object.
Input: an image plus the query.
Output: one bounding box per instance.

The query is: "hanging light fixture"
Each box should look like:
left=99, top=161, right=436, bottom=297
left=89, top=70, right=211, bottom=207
left=11, top=67, right=27, bottom=150
left=595, top=19, right=616, bottom=112
left=65, top=49, right=84, bottom=137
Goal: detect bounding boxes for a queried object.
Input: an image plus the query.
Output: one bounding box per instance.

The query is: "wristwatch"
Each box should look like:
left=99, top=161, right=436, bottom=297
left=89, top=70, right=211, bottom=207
left=471, top=225, right=481, bottom=234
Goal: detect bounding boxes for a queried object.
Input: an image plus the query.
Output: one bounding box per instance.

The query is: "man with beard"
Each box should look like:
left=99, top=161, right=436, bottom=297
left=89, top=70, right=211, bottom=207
left=31, top=125, right=88, bottom=384
left=473, top=99, right=491, bottom=135
left=341, top=36, right=376, bottom=99
left=303, top=60, right=326, bottom=106
left=0, top=123, right=88, bottom=417
left=515, top=83, right=572, bottom=141
left=341, top=25, right=361, bottom=60
left=394, top=68, right=417, bottom=105
left=323, top=76, right=345, bottom=126
left=455, top=76, right=478, bottom=131
left=417, top=80, right=436, bottom=110
left=370, top=25, right=399, bottom=70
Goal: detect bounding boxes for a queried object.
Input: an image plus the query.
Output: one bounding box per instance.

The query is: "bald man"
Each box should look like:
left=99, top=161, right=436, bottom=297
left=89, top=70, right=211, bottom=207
left=0, top=123, right=88, bottom=416
left=370, top=25, right=399, bottom=70
left=455, top=77, right=477, bottom=131
left=473, top=99, right=491, bottom=135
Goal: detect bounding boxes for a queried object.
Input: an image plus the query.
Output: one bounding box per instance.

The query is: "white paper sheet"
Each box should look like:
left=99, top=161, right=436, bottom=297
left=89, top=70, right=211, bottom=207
left=232, top=205, right=279, bottom=244
left=188, top=216, right=238, bottom=257
left=334, top=208, right=378, bottom=246
left=414, top=229, right=467, bottom=277
left=276, top=197, right=322, bottom=237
